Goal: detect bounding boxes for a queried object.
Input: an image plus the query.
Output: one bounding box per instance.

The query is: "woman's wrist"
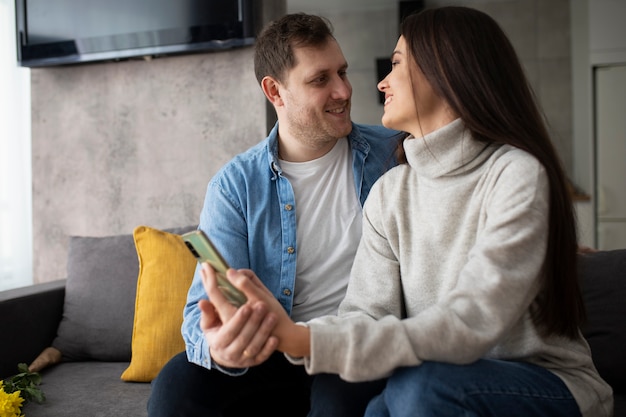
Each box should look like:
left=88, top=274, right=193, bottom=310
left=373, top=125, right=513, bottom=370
left=278, top=322, right=311, bottom=358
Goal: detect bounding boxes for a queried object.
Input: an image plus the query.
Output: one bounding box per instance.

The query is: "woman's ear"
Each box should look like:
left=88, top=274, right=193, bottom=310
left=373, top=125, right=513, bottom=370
left=261, top=76, right=284, bottom=107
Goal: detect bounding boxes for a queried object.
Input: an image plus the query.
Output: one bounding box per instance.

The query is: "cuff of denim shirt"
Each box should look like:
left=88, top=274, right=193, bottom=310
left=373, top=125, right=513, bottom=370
left=185, top=335, right=213, bottom=370
left=187, top=334, right=248, bottom=376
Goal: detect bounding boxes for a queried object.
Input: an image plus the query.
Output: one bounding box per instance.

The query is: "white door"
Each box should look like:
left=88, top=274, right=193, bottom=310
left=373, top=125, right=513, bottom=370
left=595, top=64, right=626, bottom=250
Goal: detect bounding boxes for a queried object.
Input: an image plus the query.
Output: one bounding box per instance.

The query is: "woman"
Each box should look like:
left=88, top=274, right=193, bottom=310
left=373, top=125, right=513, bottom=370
left=200, top=6, right=613, bottom=416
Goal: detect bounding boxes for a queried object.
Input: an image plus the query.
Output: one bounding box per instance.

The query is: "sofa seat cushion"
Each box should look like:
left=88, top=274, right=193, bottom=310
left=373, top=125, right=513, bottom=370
left=24, top=362, right=150, bottom=417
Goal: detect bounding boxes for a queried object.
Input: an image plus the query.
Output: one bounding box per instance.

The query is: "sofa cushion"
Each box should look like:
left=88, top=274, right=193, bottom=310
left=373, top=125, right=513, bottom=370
left=579, top=248, right=626, bottom=392
left=27, top=362, right=151, bottom=417
left=52, top=232, right=139, bottom=361
left=52, top=226, right=195, bottom=363
left=121, top=225, right=197, bottom=382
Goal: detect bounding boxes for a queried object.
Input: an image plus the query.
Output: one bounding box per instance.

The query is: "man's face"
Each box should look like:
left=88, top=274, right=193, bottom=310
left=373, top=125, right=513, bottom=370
left=278, top=38, right=353, bottom=147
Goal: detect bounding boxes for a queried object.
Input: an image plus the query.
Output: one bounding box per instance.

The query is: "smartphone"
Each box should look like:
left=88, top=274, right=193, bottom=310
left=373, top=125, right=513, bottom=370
left=181, top=230, right=247, bottom=307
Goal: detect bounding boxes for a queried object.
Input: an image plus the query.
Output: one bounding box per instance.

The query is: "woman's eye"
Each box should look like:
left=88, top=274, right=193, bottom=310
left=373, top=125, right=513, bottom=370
left=391, top=61, right=399, bottom=68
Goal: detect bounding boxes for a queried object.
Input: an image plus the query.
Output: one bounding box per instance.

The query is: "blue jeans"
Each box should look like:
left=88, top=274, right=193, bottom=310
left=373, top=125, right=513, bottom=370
left=365, top=359, right=582, bottom=417
left=147, top=351, right=385, bottom=417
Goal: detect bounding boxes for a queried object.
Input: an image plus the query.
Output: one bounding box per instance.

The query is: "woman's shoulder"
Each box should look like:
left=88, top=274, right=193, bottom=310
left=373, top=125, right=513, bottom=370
left=365, top=164, right=413, bottom=209
left=489, top=144, right=546, bottom=179
left=485, top=144, right=550, bottom=204
left=377, top=163, right=412, bottom=185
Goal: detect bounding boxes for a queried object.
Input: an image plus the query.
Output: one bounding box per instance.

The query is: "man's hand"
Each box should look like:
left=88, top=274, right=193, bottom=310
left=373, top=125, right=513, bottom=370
left=210, top=267, right=312, bottom=358
left=199, top=264, right=279, bottom=368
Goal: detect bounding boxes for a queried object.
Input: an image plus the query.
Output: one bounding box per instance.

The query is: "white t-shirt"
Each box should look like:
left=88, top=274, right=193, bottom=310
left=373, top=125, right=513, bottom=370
left=280, top=138, right=362, bottom=322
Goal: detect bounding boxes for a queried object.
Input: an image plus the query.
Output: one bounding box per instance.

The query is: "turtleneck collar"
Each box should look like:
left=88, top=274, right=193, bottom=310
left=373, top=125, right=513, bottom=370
left=403, top=118, right=496, bottom=179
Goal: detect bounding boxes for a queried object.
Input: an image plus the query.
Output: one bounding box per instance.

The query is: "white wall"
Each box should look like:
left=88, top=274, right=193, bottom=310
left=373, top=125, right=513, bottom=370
left=570, top=0, right=626, bottom=248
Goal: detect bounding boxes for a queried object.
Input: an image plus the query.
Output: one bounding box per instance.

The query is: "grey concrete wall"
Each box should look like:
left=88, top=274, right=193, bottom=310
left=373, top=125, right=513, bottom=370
left=31, top=48, right=267, bottom=283
left=30, top=0, right=286, bottom=283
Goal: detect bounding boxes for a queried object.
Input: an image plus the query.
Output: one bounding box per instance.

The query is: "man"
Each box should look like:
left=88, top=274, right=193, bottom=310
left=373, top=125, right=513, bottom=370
left=147, top=13, right=403, bottom=417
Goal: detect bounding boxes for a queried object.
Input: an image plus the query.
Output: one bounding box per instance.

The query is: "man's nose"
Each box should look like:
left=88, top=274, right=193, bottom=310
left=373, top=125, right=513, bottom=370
left=331, top=77, right=352, bottom=100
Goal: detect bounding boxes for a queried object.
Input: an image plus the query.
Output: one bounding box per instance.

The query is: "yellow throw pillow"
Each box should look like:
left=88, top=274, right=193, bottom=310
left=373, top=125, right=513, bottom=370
left=121, top=225, right=197, bottom=382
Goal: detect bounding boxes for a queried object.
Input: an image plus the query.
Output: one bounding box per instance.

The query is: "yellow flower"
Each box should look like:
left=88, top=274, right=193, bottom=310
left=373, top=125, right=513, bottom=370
left=0, top=385, right=25, bottom=417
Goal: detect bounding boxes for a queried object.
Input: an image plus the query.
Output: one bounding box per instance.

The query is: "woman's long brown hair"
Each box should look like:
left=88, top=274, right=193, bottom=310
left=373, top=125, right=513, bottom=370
left=401, top=6, right=584, bottom=338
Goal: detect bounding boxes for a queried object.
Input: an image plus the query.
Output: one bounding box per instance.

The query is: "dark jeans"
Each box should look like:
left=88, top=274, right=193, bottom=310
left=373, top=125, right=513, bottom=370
left=365, top=359, right=582, bottom=417
left=147, top=351, right=386, bottom=417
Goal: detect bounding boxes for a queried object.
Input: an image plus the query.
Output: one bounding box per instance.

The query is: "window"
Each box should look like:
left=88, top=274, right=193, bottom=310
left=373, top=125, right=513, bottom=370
left=0, top=0, right=32, bottom=291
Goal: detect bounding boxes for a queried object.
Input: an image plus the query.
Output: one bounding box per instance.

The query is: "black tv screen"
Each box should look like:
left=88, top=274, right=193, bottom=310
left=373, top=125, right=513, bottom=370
left=15, top=0, right=258, bottom=68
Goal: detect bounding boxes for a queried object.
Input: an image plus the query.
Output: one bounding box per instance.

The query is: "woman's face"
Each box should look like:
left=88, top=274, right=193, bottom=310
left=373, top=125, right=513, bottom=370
left=377, top=36, right=455, bottom=137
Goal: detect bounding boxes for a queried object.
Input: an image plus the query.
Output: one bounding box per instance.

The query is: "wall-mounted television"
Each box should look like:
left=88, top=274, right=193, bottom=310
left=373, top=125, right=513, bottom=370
left=15, top=0, right=259, bottom=68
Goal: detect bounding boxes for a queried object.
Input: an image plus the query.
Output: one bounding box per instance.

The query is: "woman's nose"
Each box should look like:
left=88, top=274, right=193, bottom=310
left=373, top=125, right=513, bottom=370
left=377, top=77, right=388, bottom=92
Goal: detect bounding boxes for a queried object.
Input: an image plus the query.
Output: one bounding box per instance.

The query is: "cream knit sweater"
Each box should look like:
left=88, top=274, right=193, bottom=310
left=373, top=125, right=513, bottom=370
left=293, top=119, right=613, bottom=416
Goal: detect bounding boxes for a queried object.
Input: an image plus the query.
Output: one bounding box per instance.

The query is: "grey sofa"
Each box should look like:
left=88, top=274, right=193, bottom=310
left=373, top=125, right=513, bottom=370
left=1, top=239, right=625, bottom=416
left=1, top=225, right=197, bottom=417
left=0, top=278, right=151, bottom=416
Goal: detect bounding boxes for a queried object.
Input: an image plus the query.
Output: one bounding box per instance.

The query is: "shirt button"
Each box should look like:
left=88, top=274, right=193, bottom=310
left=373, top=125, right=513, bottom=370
left=284, top=204, right=293, bottom=211
left=283, top=289, right=292, bottom=296
left=287, top=246, right=295, bottom=254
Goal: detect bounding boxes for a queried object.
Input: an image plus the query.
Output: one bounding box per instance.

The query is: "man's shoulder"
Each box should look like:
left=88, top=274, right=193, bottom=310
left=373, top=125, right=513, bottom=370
left=350, top=123, right=404, bottom=156
left=211, top=138, right=272, bottom=187
left=351, top=123, right=404, bottom=141
left=220, top=139, right=270, bottom=172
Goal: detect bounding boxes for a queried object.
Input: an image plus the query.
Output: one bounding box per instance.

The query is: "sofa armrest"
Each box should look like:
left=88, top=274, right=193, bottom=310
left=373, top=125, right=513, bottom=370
left=0, top=279, right=66, bottom=378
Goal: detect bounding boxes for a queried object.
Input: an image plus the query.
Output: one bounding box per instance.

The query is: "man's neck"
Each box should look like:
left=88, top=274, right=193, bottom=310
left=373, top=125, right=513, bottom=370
left=277, top=135, right=341, bottom=162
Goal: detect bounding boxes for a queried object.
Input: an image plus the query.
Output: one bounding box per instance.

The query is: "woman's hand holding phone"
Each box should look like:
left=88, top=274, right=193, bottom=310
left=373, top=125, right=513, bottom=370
left=183, top=229, right=311, bottom=364
left=199, top=263, right=280, bottom=367
left=181, top=230, right=247, bottom=307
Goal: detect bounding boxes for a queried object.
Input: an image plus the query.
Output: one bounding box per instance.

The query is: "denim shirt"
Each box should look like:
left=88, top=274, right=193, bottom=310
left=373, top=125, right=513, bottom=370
left=182, top=122, right=404, bottom=373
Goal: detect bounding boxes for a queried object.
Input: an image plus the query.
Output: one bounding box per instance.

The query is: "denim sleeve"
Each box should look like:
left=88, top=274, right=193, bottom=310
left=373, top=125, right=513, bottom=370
left=181, top=179, right=251, bottom=374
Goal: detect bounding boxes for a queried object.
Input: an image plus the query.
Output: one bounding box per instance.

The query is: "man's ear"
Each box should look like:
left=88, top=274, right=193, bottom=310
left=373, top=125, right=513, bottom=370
left=261, top=76, right=284, bottom=107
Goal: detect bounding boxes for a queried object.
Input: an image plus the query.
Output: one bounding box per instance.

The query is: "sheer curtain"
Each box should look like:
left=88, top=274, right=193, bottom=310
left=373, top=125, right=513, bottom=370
left=0, top=0, right=32, bottom=291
